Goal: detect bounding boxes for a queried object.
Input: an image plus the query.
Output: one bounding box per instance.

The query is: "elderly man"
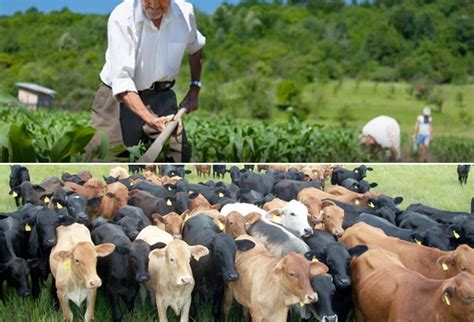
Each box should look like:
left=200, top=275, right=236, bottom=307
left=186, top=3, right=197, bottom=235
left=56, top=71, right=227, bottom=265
left=360, top=115, right=401, bottom=162
left=86, top=0, right=205, bottom=162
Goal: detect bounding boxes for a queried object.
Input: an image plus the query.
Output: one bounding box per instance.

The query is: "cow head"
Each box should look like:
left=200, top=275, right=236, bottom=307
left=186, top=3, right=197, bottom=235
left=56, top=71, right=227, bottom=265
left=271, top=200, right=313, bottom=238
left=441, top=272, right=474, bottom=320
left=149, top=240, right=208, bottom=286
left=320, top=201, right=345, bottom=238
left=0, top=257, right=39, bottom=297
left=437, top=245, right=474, bottom=276
left=153, top=212, right=183, bottom=239
left=129, top=240, right=165, bottom=283
left=53, top=242, right=115, bottom=288
left=310, top=274, right=338, bottom=322
left=225, top=211, right=247, bottom=239
left=274, top=252, right=322, bottom=306
left=209, top=234, right=255, bottom=282
left=66, top=195, right=88, bottom=223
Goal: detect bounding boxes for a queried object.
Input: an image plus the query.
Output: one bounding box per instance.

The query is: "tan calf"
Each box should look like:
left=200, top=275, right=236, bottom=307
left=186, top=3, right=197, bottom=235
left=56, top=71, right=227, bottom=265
left=225, top=211, right=248, bottom=239
left=262, top=198, right=287, bottom=212
left=136, top=225, right=174, bottom=246
left=341, top=222, right=474, bottom=279
left=153, top=212, right=184, bottom=239
left=224, top=236, right=325, bottom=322
left=147, top=240, right=209, bottom=322
left=49, top=223, right=115, bottom=322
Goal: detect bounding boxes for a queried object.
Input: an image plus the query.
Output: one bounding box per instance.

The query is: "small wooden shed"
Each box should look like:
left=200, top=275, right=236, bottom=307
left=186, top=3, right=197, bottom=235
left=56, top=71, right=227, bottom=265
left=16, top=82, right=56, bottom=110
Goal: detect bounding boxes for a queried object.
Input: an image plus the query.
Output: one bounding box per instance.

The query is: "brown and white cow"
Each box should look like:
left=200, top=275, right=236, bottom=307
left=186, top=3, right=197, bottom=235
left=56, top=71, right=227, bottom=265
left=100, top=182, right=128, bottom=220
left=341, top=222, right=474, bottom=279
left=224, top=235, right=325, bottom=322
left=351, top=247, right=474, bottom=322
left=145, top=239, right=209, bottom=322
left=49, top=223, right=115, bottom=322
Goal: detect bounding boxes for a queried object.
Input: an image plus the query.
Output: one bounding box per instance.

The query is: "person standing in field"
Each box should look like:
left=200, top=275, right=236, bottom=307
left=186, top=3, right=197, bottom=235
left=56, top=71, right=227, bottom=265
left=86, top=0, right=205, bottom=162
left=359, top=115, right=401, bottom=162
left=413, top=106, right=432, bottom=162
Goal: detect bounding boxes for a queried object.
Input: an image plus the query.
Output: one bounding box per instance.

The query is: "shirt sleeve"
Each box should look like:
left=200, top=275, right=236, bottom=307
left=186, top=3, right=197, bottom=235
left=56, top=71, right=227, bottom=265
left=107, top=14, right=138, bottom=97
left=186, top=9, right=206, bottom=55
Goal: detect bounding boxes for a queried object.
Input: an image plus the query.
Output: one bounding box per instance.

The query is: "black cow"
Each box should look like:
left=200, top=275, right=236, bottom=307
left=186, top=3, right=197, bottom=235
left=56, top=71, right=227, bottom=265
left=405, top=203, right=472, bottom=222
left=457, top=165, right=471, bottom=185
left=300, top=275, right=338, bottom=322
left=341, top=178, right=378, bottom=193
left=228, top=166, right=241, bottom=185
left=19, top=181, right=52, bottom=206
left=132, top=180, right=176, bottom=198
left=128, top=190, right=176, bottom=219
left=61, top=172, right=86, bottom=185
left=92, top=222, right=165, bottom=322
left=331, top=165, right=373, bottom=186
left=272, top=179, right=322, bottom=201
left=9, top=165, right=30, bottom=207
left=128, top=165, right=146, bottom=174
left=161, top=165, right=191, bottom=178
left=0, top=216, right=39, bottom=300
left=187, top=183, right=237, bottom=207
left=238, top=171, right=276, bottom=195
left=287, top=168, right=306, bottom=181
left=212, top=165, right=227, bottom=179
left=182, top=214, right=255, bottom=322
left=243, top=164, right=255, bottom=172
left=114, top=206, right=152, bottom=226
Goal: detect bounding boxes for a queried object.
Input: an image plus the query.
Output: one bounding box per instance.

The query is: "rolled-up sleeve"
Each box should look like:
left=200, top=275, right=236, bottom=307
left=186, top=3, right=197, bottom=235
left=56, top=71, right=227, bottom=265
left=186, top=9, right=206, bottom=55
left=107, top=15, right=137, bottom=97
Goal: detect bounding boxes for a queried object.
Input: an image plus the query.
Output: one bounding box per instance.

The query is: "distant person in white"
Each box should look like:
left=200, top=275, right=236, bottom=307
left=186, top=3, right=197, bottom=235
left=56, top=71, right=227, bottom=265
left=86, top=0, right=205, bottom=161
left=360, top=115, right=401, bottom=161
left=413, top=106, right=432, bottom=162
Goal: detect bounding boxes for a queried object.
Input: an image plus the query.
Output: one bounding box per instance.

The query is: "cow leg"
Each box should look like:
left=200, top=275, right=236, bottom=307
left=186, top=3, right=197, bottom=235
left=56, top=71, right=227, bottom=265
left=50, top=278, right=60, bottom=310
left=31, top=271, right=40, bottom=299
left=223, top=286, right=233, bottom=322
left=0, top=278, right=4, bottom=302
left=107, top=288, right=122, bottom=322
left=189, top=292, right=198, bottom=319
left=57, top=289, right=73, bottom=321
left=156, top=297, right=168, bottom=322
left=85, top=289, right=97, bottom=322
left=212, top=286, right=224, bottom=322
left=180, top=297, right=192, bottom=322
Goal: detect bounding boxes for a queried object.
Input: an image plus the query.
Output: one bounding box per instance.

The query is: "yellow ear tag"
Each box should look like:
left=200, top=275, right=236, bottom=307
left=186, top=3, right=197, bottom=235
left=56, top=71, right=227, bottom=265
left=25, top=224, right=32, bottom=232
left=272, top=215, right=281, bottom=223
left=168, top=186, right=172, bottom=191
left=312, top=257, right=319, bottom=263
left=368, top=202, right=375, bottom=208
left=166, top=199, right=172, bottom=206
left=12, top=191, right=18, bottom=197
left=218, top=222, right=225, bottom=230
left=415, top=239, right=422, bottom=245
left=193, top=256, right=200, bottom=262
left=443, top=294, right=451, bottom=306
left=453, top=231, right=460, bottom=239
left=299, top=301, right=305, bottom=307
left=183, top=214, right=190, bottom=223
left=218, top=192, right=224, bottom=198
left=354, top=170, right=359, bottom=173
left=442, top=263, right=449, bottom=271
left=44, top=197, right=50, bottom=204
left=130, top=182, right=134, bottom=186
left=355, top=200, right=360, bottom=205
left=57, top=203, right=63, bottom=209
left=63, top=260, right=71, bottom=270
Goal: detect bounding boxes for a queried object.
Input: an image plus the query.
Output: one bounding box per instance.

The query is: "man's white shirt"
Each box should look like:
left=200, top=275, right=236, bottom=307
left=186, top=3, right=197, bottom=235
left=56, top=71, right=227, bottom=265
left=100, top=0, right=206, bottom=97
left=362, top=115, right=401, bottom=160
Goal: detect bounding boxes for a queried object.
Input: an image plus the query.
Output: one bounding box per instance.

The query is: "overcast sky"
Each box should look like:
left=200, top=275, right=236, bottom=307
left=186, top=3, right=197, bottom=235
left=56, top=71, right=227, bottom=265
left=0, top=0, right=241, bottom=15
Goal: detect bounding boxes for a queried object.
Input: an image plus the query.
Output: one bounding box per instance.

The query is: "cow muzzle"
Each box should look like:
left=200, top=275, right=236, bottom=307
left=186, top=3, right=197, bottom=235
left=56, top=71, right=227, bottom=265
left=223, top=272, right=240, bottom=282
left=19, top=288, right=31, bottom=297
left=304, top=292, right=318, bottom=304
left=321, top=315, right=338, bottom=322
left=336, top=277, right=351, bottom=288
left=87, top=278, right=102, bottom=288
left=177, top=276, right=193, bottom=285
left=302, top=228, right=313, bottom=238
left=333, top=229, right=345, bottom=238
left=136, top=273, right=150, bottom=283
left=45, top=238, right=57, bottom=247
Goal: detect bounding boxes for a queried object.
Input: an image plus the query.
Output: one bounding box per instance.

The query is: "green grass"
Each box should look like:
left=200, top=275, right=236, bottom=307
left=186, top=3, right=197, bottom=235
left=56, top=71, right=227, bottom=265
left=0, top=164, right=472, bottom=321
left=0, top=88, right=16, bottom=104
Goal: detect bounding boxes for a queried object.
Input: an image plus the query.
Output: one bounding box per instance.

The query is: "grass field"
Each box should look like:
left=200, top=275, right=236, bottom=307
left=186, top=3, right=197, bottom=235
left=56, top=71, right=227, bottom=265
left=0, top=164, right=473, bottom=321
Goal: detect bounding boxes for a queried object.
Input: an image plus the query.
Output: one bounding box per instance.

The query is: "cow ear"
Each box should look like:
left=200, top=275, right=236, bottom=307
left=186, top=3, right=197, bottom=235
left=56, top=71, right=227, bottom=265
left=310, top=261, right=329, bottom=276
left=189, top=245, right=209, bottom=259
left=437, top=255, right=455, bottom=271
left=189, top=192, right=199, bottom=199
left=394, top=197, right=403, bottom=205
left=367, top=167, right=373, bottom=171
left=33, top=185, right=46, bottom=192
left=53, top=251, right=72, bottom=262
left=235, top=239, right=255, bottom=252
left=27, top=258, right=41, bottom=268
left=95, top=243, right=115, bottom=257
left=150, top=242, right=167, bottom=251
left=321, top=200, right=336, bottom=209
left=152, top=213, right=164, bottom=225
left=149, top=248, right=166, bottom=260
left=370, top=183, right=378, bottom=188
left=353, top=168, right=359, bottom=173
left=411, top=232, right=425, bottom=245
left=185, top=170, right=192, bottom=174
left=136, top=219, right=147, bottom=232
left=348, top=245, right=369, bottom=258
left=442, top=286, right=455, bottom=306
left=58, top=215, right=76, bottom=227
left=304, top=250, right=324, bottom=263
left=245, top=212, right=261, bottom=226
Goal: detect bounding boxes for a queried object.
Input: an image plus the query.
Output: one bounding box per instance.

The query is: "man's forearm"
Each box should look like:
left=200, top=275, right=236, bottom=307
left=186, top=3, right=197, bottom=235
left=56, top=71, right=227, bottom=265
left=119, top=91, right=155, bottom=124
left=189, top=49, right=203, bottom=82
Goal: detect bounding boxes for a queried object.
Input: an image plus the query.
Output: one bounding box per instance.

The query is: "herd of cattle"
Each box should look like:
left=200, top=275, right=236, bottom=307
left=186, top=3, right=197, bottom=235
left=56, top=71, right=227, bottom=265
left=1, top=163, right=473, bottom=322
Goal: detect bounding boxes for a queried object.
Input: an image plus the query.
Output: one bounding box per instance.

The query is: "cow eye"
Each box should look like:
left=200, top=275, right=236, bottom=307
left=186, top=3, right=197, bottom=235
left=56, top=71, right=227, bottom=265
left=75, top=259, right=80, bottom=264
left=170, top=258, right=174, bottom=263
left=288, top=272, right=296, bottom=278
left=461, top=267, right=467, bottom=271
left=290, top=213, right=296, bottom=217
left=229, top=222, right=233, bottom=226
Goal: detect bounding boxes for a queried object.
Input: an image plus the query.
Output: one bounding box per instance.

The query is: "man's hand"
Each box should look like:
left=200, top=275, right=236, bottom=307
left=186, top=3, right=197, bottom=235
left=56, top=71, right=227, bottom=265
left=179, top=86, right=200, bottom=113
left=145, top=114, right=173, bottom=133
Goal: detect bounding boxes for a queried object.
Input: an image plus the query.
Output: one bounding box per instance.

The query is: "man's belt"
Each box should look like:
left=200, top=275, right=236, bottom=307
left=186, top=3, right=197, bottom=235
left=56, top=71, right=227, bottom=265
left=141, top=80, right=175, bottom=93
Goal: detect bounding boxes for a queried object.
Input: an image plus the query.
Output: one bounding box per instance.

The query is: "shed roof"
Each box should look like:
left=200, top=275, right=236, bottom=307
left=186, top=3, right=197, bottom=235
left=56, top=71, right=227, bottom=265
left=16, top=82, right=56, bottom=96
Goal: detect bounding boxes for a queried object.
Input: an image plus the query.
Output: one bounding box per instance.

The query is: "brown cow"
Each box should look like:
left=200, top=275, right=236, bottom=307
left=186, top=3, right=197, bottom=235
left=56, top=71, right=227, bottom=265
left=65, top=178, right=106, bottom=200
left=77, top=170, right=93, bottom=182
left=100, top=182, right=128, bottom=220
left=341, top=223, right=474, bottom=279
left=146, top=239, right=209, bottom=322
left=325, top=185, right=377, bottom=199
left=351, top=247, right=474, bottom=322
left=49, top=223, right=115, bottom=322
left=195, top=165, right=211, bottom=177
left=143, top=171, right=163, bottom=185
left=298, top=187, right=370, bottom=208
left=224, top=235, right=325, bottom=322
left=262, top=198, right=287, bottom=212
left=153, top=212, right=184, bottom=239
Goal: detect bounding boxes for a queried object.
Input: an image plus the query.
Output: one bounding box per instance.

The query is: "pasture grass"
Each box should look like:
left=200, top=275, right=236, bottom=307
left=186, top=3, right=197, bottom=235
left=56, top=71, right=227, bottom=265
left=0, top=163, right=473, bottom=321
